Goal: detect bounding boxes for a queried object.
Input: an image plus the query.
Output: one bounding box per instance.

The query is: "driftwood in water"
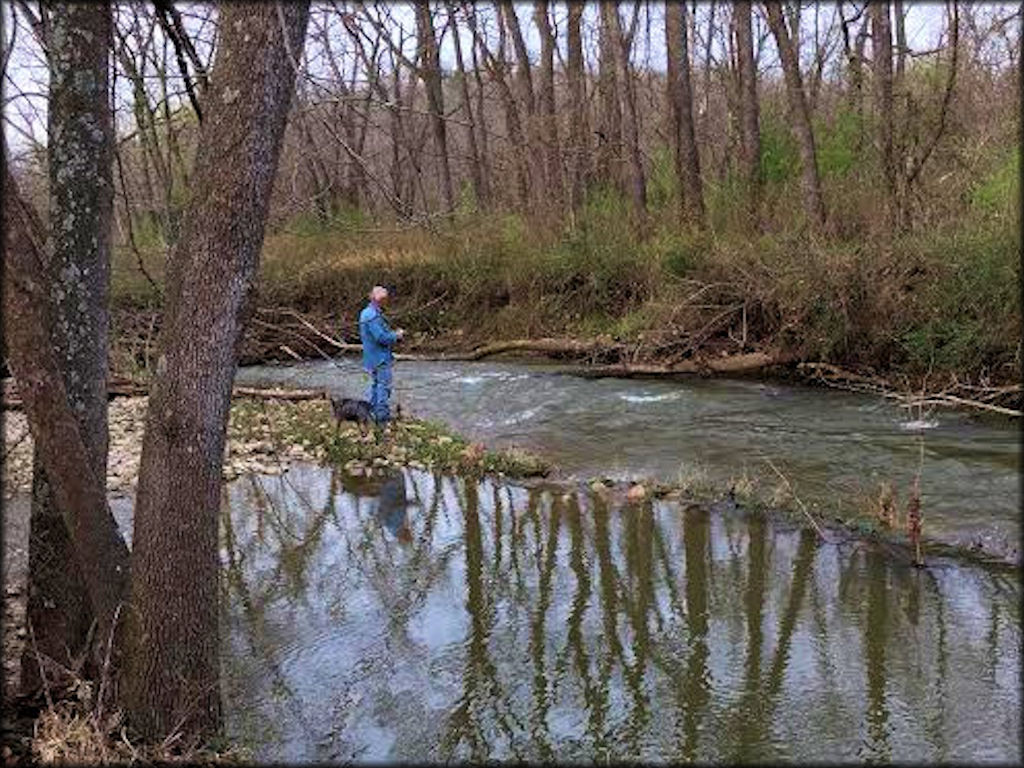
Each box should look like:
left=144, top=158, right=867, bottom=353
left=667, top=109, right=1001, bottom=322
left=797, top=361, right=1022, bottom=417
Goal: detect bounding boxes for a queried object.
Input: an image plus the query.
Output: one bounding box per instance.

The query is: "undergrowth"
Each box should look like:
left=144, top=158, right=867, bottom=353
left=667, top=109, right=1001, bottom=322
left=110, top=137, right=1020, bottom=382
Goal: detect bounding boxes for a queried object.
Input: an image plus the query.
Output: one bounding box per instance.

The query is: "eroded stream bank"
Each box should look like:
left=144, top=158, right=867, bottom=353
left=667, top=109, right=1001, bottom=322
left=220, top=464, right=1019, bottom=762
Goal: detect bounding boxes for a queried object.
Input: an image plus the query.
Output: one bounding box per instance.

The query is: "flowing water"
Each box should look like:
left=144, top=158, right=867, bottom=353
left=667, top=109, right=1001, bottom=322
left=235, top=358, right=1020, bottom=553
left=219, top=464, right=1020, bottom=763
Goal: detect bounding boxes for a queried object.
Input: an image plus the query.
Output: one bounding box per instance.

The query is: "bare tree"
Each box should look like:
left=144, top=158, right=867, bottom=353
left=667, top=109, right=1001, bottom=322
left=123, top=1, right=310, bottom=739
left=734, top=0, right=761, bottom=226
left=613, top=2, right=647, bottom=216
left=871, top=1, right=896, bottom=230
left=533, top=0, right=563, bottom=211
left=666, top=0, right=705, bottom=224
left=765, top=1, right=827, bottom=227
left=22, top=0, right=120, bottom=692
left=596, top=1, right=623, bottom=191
left=415, top=1, right=455, bottom=212
left=467, top=3, right=530, bottom=209
left=3, top=169, right=130, bottom=691
left=448, top=1, right=489, bottom=208
left=566, top=0, right=587, bottom=213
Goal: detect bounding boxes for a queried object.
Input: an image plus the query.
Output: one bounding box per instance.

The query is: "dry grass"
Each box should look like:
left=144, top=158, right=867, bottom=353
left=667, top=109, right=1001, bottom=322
left=30, top=700, right=247, bottom=764
left=110, top=143, right=1020, bottom=384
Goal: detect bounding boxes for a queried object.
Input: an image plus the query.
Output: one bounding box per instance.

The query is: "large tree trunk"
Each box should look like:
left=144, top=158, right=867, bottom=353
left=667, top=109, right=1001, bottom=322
left=665, top=0, right=705, bottom=225
left=3, top=171, right=130, bottom=683
left=765, top=1, right=827, bottom=227
left=415, top=2, right=454, bottom=213
left=123, top=1, right=310, bottom=740
left=23, top=0, right=117, bottom=692
left=871, top=1, right=896, bottom=231
left=566, top=1, right=587, bottom=213
left=734, top=0, right=761, bottom=227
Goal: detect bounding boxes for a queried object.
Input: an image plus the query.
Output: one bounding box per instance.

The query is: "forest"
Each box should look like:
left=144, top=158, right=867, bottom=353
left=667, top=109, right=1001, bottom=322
left=5, top=1, right=1020, bottom=383
left=1, top=1, right=1020, bottom=762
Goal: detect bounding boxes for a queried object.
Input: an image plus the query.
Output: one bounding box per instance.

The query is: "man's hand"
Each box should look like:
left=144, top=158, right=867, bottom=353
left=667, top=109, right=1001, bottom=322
left=396, top=328, right=406, bottom=341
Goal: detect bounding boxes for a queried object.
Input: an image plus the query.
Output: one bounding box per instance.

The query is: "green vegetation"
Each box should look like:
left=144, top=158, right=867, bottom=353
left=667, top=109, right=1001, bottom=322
left=228, top=397, right=550, bottom=479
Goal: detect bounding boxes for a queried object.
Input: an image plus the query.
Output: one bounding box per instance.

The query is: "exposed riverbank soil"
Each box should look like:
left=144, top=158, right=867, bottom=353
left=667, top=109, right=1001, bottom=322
left=105, top=306, right=1021, bottom=417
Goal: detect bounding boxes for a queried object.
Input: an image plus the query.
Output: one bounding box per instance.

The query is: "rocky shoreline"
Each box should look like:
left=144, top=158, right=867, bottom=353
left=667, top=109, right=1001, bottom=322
left=3, top=394, right=550, bottom=501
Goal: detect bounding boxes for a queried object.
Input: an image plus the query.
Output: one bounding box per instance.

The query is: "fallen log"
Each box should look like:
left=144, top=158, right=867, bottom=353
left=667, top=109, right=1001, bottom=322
left=250, top=308, right=619, bottom=364
left=404, top=337, right=616, bottom=362
left=231, top=386, right=326, bottom=401
left=571, top=351, right=789, bottom=378
left=3, top=380, right=329, bottom=410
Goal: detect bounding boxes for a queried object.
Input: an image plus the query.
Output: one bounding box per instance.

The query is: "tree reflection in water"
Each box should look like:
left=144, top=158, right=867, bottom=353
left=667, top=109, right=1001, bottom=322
left=220, top=466, right=1021, bottom=763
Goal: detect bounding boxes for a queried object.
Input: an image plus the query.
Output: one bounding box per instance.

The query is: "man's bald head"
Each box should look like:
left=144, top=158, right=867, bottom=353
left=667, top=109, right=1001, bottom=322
left=369, top=285, right=389, bottom=304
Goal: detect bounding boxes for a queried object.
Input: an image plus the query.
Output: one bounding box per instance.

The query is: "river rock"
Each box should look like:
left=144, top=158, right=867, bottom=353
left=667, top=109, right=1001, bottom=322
left=626, top=484, right=647, bottom=503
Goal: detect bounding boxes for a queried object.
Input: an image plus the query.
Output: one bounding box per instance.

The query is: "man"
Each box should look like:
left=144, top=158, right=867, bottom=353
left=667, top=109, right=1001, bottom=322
left=359, top=285, right=405, bottom=424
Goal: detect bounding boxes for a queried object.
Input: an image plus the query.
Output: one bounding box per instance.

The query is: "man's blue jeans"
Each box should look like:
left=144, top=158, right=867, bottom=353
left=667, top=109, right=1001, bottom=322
left=366, top=363, right=393, bottom=424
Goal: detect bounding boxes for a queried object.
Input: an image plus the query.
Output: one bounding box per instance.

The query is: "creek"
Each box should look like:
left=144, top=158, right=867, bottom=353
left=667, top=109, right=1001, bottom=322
left=235, top=358, right=1020, bottom=553
left=217, top=463, right=1020, bottom=762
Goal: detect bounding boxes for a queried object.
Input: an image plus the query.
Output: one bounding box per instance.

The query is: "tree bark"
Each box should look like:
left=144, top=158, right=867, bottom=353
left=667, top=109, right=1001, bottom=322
left=666, top=0, right=705, bottom=225
left=871, top=1, right=896, bottom=230
left=734, top=0, right=761, bottom=227
left=893, top=0, right=907, bottom=83
left=612, top=4, right=647, bottom=216
left=596, top=1, right=623, bottom=192
left=765, top=1, right=827, bottom=227
left=534, top=0, right=564, bottom=211
left=23, top=0, right=116, bottom=692
left=3, top=170, right=130, bottom=679
left=447, top=2, right=488, bottom=209
left=123, top=1, right=310, bottom=740
left=566, top=1, right=587, bottom=213
left=415, top=2, right=455, bottom=213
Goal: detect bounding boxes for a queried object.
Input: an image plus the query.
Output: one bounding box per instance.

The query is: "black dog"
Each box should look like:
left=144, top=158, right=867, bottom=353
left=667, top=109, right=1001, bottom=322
left=329, top=395, right=373, bottom=428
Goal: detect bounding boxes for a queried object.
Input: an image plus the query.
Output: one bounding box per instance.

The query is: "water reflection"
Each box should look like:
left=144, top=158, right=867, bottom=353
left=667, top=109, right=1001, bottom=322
left=234, top=359, right=1021, bottom=547
left=220, top=465, right=1021, bottom=763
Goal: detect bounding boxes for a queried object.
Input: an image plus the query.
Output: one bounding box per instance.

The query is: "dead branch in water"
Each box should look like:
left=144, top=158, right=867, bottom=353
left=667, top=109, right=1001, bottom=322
left=797, top=362, right=1022, bottom=417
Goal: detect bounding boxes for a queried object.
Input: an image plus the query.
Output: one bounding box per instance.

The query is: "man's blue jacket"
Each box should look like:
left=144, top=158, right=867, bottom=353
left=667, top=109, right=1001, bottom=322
left=359, top=301, right=398, bottom=371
